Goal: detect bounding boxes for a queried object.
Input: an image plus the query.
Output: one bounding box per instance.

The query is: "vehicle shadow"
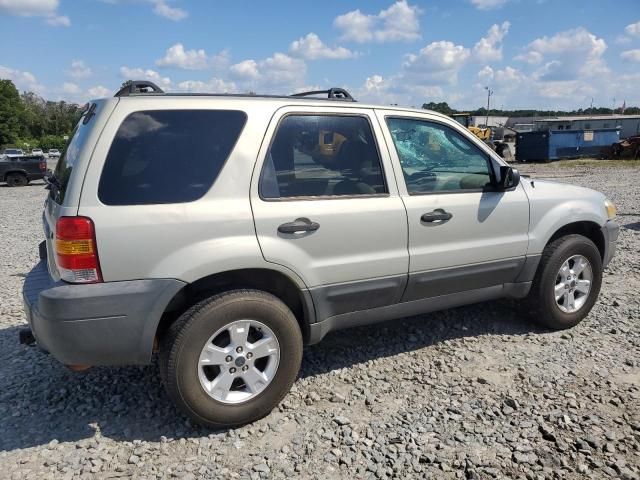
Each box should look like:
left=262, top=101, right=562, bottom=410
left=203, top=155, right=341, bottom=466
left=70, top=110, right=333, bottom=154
left=623, top=222, right=640, bottom=231
left=0, top=300, right=541, bottom=452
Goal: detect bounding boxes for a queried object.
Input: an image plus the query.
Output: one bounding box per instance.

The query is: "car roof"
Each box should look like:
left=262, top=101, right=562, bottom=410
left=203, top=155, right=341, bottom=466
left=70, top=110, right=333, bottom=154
left=100, top=92, right=450, bottom=120
left=96, top=81, right=452, bottom=122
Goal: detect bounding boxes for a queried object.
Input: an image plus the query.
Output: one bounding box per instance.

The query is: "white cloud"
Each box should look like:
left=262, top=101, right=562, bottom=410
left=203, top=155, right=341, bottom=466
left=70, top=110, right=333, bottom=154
left=477, top=65, right=494, bottom=82
left=494, top=66, right=525, bottom=86
left=517, top=28, right=608, bottom=81
left=334, top=1, right=421, bottom=43
left=289, top=33, right=356, bottom=60
left=156, top=43, right=228, bottom=70
left=0, top=0, right=57, bottom=15
left=260, top=53, right=307, bottom=88
left=0, top=0, right=70, bottom=26
left=0, top=64, right=45, bottom=93
left=402, top=41, right=470, bottom=84
left=473, top=21, right=510, bottom=63
left=621, top=49, right=640, bottom=62
left=177, top=78, right=237, bottom=93
left=45, top=13, right=69, bottom=26
left=152, top=0, right=187, bottom=21
left=88, top=85, right=111, bottom=98
left=230, top=60, right=260, bottom=80
left=625, top=21, right=640, bottom=37
left=103, top=0, right=187, bottom=21
left=119, top=66, right=172, bottom=89
left=470, top=0, right=509, bottom=10
left=514, top=50, right=543, bottom=64
left=67, top=60, right=92, bottom=79
left=229, top=53, right=306, bottom=91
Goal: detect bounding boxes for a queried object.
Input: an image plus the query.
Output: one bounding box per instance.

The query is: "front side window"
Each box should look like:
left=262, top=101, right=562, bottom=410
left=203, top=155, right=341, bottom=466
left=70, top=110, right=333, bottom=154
left=260, top=114, right=386, bottom=199
left=386, top=117, right=493, bottom=194
left=99, top=109, right=246, bottom=205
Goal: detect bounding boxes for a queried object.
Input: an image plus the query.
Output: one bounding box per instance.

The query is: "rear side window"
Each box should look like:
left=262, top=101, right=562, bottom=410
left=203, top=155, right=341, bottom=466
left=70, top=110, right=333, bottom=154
left=260, top=114, right=387, bottom=199
left=99, top=110, right=246, bottom=205
left=51, top=110, right=94, bottom=204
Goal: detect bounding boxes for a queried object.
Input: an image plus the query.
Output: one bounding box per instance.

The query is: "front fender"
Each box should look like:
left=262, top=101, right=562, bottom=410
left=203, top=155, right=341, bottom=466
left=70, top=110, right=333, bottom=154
left=523, top=179, right=607, bottom=255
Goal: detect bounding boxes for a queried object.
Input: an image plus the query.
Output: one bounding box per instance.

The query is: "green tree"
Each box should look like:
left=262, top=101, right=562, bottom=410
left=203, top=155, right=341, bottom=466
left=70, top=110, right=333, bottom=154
left=0, top=79, right=24, bottom=146
left=421, top=101, right=456, bottom=115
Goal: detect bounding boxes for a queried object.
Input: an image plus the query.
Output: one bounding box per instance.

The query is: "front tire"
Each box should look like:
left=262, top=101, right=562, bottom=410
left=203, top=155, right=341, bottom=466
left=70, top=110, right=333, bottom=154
left=160, top=289, right=302, bottom=428
left=524, top=234, right=602, bottom=330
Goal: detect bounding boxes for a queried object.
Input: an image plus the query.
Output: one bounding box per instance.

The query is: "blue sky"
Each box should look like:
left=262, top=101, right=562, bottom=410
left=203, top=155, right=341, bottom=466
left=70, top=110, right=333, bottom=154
left=1, top=0, right=639, bottom=110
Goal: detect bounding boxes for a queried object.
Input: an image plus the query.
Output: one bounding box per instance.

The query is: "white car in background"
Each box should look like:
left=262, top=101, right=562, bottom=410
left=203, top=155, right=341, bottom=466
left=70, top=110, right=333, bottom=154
left=2, top=148, right=24, bottom=158
left=31, top=149, right=44, bottom=157
left=47, top=149, right=61, bottom=159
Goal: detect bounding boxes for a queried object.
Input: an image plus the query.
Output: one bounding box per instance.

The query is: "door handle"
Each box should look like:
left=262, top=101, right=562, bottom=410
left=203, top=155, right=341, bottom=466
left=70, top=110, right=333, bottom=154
left=421, top=209, right=453, bottom=224
left=278, top=217, right=320, bottom=234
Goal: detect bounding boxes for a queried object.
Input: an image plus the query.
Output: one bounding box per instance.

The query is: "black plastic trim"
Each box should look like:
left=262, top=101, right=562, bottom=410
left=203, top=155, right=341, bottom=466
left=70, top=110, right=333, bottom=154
left=114, top=80, right=164, bottom=97
left=309, top=274, right=407, bottom=321
left=402, top=257, right=526, bottom=302
left=23, top=261, right=185, bottom=365
left=307, top=282, right=532, bottom=344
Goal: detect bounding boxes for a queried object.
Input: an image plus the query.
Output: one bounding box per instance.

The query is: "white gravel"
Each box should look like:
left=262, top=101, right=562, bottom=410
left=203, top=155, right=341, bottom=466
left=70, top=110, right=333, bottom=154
left=0, top=165, right=639, bottom=480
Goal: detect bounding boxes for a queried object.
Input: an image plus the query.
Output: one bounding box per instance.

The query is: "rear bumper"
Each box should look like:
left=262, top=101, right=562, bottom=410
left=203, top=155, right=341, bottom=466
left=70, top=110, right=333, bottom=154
left=23, top=260, right=185, bottom=365
left=601, top=220, right=619, bottom=268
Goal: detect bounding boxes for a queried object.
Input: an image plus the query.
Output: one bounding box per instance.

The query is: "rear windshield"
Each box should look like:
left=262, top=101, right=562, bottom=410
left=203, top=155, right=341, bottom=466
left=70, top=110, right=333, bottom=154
left=51, top=111, right=94, bottom=204
left=98, top=110, right=246, bottom=205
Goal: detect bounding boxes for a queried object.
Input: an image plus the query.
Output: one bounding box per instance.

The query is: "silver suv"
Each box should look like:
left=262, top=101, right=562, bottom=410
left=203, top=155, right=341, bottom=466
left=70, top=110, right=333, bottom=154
left=22, top=81, right=619, bottom=428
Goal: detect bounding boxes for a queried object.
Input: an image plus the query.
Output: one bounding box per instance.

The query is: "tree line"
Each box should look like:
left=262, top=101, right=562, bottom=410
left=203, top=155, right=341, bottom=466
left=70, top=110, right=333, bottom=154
left=0, top=79, right=83, bottom=151
left=421, top=101, right=640, bottom=117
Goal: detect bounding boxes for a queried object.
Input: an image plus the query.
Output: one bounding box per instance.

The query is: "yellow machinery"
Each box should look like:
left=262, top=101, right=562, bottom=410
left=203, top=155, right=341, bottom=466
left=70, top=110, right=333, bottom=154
left=451, top=113, right=492, bottom=142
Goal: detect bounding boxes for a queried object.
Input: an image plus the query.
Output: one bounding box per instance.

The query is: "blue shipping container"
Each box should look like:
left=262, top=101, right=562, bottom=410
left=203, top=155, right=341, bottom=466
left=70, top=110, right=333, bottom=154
left=516, top=128, right=620, bottom=162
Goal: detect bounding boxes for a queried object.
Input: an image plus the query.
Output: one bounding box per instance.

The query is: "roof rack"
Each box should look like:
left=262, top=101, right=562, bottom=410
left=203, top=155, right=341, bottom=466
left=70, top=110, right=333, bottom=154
left=291, top=88, right=356, bottom=102
left=115, top=80, right=164, bottom=97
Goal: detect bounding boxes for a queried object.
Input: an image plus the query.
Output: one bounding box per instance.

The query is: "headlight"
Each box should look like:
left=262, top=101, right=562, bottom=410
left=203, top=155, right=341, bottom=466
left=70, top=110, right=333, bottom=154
left=604, top=199, right=617, bottom=219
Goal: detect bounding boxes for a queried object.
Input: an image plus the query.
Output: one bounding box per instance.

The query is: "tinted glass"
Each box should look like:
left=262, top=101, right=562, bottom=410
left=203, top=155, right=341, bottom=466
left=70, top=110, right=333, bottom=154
left=260, top=115, right=386, bottom=199
left=386, top=118, right=492, bottom=194
left=99, top=110, right=246, bottom=205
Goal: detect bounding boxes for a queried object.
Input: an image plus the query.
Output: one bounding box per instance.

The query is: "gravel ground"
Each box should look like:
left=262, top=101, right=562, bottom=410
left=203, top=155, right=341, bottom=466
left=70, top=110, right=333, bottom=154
left=0, top=163, right=638, bottom=480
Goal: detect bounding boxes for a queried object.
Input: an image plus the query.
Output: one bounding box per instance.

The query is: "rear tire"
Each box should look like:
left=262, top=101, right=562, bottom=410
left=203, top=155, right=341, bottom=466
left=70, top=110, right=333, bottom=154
left=523, top=234, right=602, bottom=330
left=160, top=289, right=303, bottom=428
left=6, top=173, right=28, bottom=187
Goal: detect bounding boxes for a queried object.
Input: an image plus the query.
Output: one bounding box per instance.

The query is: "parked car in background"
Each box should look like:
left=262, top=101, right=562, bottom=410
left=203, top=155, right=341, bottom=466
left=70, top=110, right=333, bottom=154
left=47, top=149, right=61, bottom=159
left=2, top=148, right=24, bottom=158
left=31, top=148, right=44, bottom=157
left=21, top=81, right=619, bottom=428
left=0, top=154, right=47, bottom=186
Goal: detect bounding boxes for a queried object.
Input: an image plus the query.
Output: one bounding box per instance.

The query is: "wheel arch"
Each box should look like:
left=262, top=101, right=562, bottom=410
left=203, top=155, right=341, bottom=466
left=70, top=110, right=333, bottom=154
left=156, top=268, right=315, bottom=345
left=3, top=169, right=28, bottom=181
left=545, top=221, right=605, bottom=261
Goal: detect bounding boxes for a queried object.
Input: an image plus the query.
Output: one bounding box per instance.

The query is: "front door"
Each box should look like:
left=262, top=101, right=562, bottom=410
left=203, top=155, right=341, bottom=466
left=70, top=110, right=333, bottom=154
left=376, top=111, right=530, bottom=301
left=251, top=107, right=409, bottom=319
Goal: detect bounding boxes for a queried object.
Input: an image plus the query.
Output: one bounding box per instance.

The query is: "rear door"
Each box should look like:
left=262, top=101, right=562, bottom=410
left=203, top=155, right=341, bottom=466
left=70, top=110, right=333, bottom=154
left=251, top=106, right=409, bottom=319
left=376, top=110, right=530, bottom=301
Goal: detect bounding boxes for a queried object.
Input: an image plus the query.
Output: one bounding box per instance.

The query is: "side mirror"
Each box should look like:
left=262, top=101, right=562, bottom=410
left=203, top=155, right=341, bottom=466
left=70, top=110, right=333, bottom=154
left=497, top=165, right=520, bottom=190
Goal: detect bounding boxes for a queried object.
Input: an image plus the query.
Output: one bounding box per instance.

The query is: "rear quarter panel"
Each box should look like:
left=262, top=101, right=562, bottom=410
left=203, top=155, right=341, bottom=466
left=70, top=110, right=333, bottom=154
left=77, top=98, right=307, bottom=287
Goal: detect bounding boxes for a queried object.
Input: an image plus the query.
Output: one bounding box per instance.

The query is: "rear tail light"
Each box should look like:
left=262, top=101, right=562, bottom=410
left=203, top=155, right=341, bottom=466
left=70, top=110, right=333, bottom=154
left=39, top=160, right=46, bottom=171
left=55, top=216, right=102, bottom=283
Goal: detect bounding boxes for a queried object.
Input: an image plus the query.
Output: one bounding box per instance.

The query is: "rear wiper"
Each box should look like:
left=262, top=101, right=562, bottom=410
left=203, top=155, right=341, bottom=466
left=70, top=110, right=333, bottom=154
left=44, top=171, right=61, bottom=192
